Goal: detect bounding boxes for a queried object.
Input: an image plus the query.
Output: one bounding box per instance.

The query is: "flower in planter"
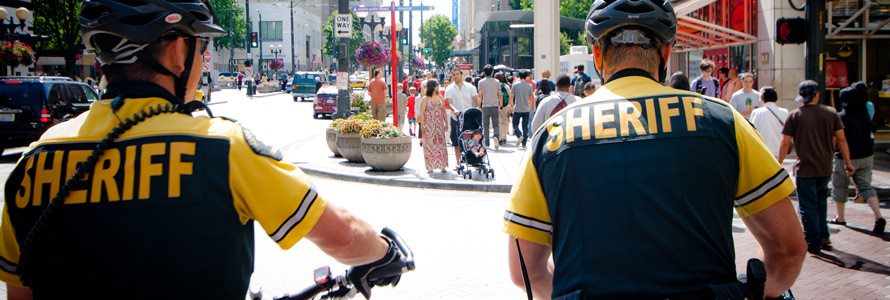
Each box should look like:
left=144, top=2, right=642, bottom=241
left=337, top=118, right=366, bottom=134
left=359, top=119, right=385, bottom=139
left=331, top=118, right=345, bottom=130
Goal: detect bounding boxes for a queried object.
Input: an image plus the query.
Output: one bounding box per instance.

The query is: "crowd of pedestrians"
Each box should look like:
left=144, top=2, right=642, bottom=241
left=394, top=61, right=885, bottom=242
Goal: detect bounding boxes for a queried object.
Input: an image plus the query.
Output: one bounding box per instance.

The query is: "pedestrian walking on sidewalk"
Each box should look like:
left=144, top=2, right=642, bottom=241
left=407, top=87, right=418, bottom=136
left=530, top=74, right=578, bottom=133
left=690, top=59, right=719, bottom=98
left=496, top=72, right=512, bottom=146
left=417, top=79, right=449, bottom=173
left=778, top=80, right=855, bottom=253
left=368, top=70, right=388, bottom=121
left=510, top=70, right=534, bottom=149
left=749, top=87, right=788, bottom=158
left=669, top=71, right=690, bottom=90
left=445, top=68, right=478, bottom=166
left=722, top=67, right=742, bottom=103
left=829, top=85, right=885, bottom=234
left=505, top=1, right=805, bottom=298
left=477, top=65, right=502, bottom=149
left=396, top=83, right=407, bottom=131
left=729, top=72, right=761, bottom=118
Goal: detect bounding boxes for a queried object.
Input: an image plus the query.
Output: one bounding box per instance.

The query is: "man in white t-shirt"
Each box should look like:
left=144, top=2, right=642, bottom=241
left=749, top=87, right=788, bottom=158
left=531, top=74, right=578, bottom=133
left=729, top=72, right=761, bottom=118
left=445, top=68, right=478, bottom=165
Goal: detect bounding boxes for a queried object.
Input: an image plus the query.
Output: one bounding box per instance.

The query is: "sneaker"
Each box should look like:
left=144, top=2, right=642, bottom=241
left=493, top=137, right=500, bottom=150
left=874, top=218, right=886, bottom=235
left=820, top=239, right=833, bottom=251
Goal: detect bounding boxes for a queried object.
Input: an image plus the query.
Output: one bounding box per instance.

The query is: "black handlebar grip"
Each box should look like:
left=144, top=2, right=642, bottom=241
left=382, top=227, right=415, bottom=271
left=746, top=258, right=767, bottom=300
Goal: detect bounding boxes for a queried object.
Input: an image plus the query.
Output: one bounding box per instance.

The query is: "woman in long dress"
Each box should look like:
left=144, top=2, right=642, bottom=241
left=415, top=79, right=449, bottom=173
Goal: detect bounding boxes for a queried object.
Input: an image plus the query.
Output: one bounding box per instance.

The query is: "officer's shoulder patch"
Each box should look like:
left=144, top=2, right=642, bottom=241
left=241, top=126, right=283, bottom=161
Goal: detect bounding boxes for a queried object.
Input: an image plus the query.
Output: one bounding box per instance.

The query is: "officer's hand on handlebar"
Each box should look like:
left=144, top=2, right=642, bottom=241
left=346, top=237, right=406, bottom=299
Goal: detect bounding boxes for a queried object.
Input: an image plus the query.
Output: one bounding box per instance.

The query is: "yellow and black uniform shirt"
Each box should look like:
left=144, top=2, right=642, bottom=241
left=503, top=70, right=795, bottom=298
left=0, top=97, right=326, bottom=298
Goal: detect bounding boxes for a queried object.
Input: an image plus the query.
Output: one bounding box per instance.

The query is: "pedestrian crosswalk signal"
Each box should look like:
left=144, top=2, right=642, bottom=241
left=776, top=18, right=807, bottom=45
left=250, top=32, right=258, bottom=48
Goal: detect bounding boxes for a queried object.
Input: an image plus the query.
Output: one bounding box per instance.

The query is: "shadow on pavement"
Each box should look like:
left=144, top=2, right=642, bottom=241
left=810, top=249, right=890, bottom=275
left=843, top=224, right=890, bottom=241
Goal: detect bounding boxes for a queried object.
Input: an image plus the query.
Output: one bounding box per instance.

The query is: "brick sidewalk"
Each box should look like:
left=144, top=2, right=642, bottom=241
left=733, top=199, right=890, bottom=299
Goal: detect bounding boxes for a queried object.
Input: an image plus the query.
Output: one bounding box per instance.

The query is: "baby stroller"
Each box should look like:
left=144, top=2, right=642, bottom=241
left=456, top=107, right=495, bottom=179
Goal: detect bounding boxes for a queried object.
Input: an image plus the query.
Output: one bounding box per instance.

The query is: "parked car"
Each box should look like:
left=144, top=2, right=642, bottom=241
left=313, top=86, right=338, bottom=119
left=217, top=72, right=241, bottom=88
left=292, top=71, right=325, bottom=101
left=349, top=74, right=366, bottom=89
left=0, top=76, right=99, bottom=150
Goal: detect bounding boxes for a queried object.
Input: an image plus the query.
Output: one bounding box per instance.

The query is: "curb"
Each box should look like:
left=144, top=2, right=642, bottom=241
left=298, top=164, right=513, bottom=193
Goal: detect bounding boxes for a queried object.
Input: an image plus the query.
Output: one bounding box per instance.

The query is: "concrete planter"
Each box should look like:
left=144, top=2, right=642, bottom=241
left=361, top=136, right=412, bottom=171
left=336, top=132, right=364, bottom=163
left=257, top=85, right=279, bottom=93
left=325, top=127, right=341, bottom=157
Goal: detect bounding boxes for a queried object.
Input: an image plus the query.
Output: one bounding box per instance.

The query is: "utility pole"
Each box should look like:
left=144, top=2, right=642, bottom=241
left=408, top=0, right=413, bottom=75
left=290, top=0, right=296, bottom=73
left=419, top=0, right=423, bottom=43
left=335, top=0, right=351, bottom=119
left=230, top=4, right=235, bottom=72
left=259, top=11, right=264, bottom=74
left=805, top=0, right=825, bottom=98
left=245, top=0, right=251, bottom=66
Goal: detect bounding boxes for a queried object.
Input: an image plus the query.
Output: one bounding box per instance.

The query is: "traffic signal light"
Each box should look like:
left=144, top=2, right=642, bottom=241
left=776, top=18, right=807, bottom=45
left=400, top=29, right=408, bottom=45
left=250, top=32, right=258, bottom=48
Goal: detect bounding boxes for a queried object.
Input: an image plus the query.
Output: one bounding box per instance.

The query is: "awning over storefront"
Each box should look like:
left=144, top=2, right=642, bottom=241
left=671, top=0, right=758, bottom=52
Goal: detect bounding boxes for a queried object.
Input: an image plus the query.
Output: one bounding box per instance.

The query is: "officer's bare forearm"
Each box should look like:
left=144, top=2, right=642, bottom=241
left=742, top=199, right=806, bottom=297
left=307, top=204, right=388, bottom=265
left=508, top=238, right=553, bottom=299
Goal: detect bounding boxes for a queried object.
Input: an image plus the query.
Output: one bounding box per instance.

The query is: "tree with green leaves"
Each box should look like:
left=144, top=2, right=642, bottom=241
left=208, top=0, right=247, bottom=52
left=32, top=0, right=82, bottom=76
left=321, top=12, right=364, bottom=64
left=419, top=15, right=457, bottom=67
left=519, top=0, right=594, bottom=19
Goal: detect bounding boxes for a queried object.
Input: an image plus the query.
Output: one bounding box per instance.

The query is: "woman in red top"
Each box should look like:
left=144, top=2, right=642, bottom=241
left=407, top=86, right=417, bottom=136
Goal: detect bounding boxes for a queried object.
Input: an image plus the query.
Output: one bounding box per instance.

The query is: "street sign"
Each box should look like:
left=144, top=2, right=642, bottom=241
left=337, top=72, right=349, bottom=90
left=352, top=5, right=434, bottom=13
left=202, top=49, right=212, bottom=72
left=335, top=14, right=353, bottom=38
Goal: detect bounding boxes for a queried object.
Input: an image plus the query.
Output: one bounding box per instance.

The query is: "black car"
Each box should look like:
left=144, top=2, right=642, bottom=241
left=0, top=76, right=99, bottom=150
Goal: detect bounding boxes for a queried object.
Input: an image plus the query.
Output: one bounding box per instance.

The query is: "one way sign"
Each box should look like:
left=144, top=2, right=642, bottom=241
left=335, top=14, right=353, bottom=38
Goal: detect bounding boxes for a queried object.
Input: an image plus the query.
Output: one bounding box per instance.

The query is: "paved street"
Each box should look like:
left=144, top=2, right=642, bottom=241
left=0, top=89, right=886, bottom=299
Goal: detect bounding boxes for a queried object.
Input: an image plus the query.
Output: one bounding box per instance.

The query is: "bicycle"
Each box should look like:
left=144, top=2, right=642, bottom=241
left=250, top=227, right=415, bottom=300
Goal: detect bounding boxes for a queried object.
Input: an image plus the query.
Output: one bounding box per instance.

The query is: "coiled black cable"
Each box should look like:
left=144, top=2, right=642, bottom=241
left=17, top=100, right=194, bottom=286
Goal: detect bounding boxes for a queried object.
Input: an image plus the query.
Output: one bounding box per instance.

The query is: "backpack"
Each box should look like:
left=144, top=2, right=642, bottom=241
left=573, top=74, right=587, bottom=97
left=693, top=77, right=720, bottom=97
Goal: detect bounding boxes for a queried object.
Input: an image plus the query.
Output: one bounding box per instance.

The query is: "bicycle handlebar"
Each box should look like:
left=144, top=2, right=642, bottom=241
left=259, top=227, right=414, bottom=300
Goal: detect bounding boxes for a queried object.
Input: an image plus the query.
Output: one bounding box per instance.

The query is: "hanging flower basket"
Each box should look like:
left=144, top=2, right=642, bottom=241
left=0, top=41, right=31, bottom=67
left=354, top=41, right=401, bottom=68
left=411, top=56, right=425, bottom=69
left=270, top=59, right=284, bottom=71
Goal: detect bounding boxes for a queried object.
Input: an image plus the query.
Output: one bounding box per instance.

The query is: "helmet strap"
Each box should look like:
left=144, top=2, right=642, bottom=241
left=133, top=38, right=198, bottom=105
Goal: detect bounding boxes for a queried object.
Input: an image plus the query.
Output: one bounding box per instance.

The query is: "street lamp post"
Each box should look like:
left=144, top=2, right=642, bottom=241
left=290, top=0, right=296, bottom=73
left=356, top=11, right=387, bottom=42
left=258, top=10, right=264, bottom=74
left=270, top=44, right=282, bottom=79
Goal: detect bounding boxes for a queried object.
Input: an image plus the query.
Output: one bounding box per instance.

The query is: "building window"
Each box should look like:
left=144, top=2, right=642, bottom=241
left=260, top=21, right=283, bottom=41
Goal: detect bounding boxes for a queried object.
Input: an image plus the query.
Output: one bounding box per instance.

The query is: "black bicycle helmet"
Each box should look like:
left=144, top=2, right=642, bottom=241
left=81, top=0, right=226, bottom=65
left=584, top=0, right=677, bottom=46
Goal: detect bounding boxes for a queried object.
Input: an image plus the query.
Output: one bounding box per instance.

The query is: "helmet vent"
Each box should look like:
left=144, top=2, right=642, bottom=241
left=81, top=6, right=113, bottom=20
left=120, top=12, right=161, bottom=26
left=615, top=1, right=654, bottom=14
left=116, top=0, right=148, bottom=6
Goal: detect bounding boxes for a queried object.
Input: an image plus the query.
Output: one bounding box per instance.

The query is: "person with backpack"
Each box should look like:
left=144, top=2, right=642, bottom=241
left=690, top=59, right=720, bottom=98
left=571, top=64, right=592, bottom=97
left=531, top=74, right=578, bottom=133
